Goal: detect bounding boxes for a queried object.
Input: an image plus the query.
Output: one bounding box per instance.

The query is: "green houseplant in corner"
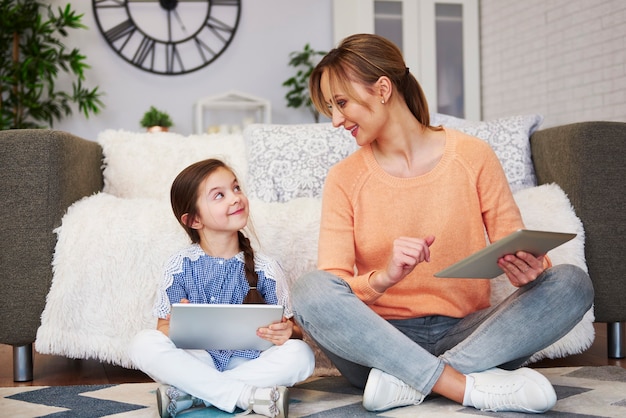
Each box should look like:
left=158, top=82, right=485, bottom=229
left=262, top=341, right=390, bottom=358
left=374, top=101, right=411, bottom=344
left=140, top=106, right=173, bottom=132
left=282, top=43, right=326, bottom=123
left=0, top=0, right=104, bottom=130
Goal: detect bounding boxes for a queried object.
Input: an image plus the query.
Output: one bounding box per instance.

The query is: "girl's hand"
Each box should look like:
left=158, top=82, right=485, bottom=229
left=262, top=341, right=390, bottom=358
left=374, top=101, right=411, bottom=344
left=371, top=235, right=435, bottom=293
left=257, top=317, right=293, bottom=346
left=157, top=317, right=170, bottom=336
left=157, top=298, right=189, bottom=336
left=498, top=251, right=545, bottom=287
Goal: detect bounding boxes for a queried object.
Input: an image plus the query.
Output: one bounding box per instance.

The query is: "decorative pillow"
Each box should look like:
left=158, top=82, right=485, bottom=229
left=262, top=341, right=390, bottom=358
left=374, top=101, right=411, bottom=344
left=244, top=123, right=358, bottom=202
left=490, top=183, right=594, bottom=362
left=98, top=129, right=249, bottom=200
left=431, top=113, right=543, bottom=193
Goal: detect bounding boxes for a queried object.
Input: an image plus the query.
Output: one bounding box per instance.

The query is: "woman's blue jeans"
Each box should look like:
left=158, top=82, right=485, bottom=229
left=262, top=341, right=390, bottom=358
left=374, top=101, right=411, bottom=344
left=291, top=264, right=593, bottom=395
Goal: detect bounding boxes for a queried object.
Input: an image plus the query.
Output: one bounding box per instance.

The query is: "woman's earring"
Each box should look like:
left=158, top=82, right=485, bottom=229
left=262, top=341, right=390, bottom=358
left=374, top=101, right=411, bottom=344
left=381, top=99, right=385, bottom=104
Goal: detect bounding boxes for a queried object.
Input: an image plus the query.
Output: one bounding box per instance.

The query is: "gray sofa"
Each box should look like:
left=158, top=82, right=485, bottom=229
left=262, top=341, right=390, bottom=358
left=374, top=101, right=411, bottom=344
left=1, top=122, right=625, bottom=382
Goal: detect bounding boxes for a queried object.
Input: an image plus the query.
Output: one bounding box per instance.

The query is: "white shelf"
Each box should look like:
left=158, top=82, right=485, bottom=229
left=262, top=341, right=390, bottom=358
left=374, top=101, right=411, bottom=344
left=194, top=90, right=271, bottom=134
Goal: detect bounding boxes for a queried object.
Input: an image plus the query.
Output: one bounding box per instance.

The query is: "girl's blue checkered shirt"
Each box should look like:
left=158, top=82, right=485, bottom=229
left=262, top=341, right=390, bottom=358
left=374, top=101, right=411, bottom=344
left=153, top=243, right=291, bottom=371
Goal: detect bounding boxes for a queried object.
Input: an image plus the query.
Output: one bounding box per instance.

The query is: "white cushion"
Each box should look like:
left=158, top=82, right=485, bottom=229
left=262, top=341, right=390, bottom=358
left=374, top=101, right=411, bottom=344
left=490, top=183, right=594, bottom=362
left=98, top=129, right=249, bottom=200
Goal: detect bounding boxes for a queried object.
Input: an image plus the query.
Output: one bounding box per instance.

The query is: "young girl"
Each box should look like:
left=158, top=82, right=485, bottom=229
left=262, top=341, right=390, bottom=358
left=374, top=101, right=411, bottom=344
left=129, top=159, right=315, bottom=418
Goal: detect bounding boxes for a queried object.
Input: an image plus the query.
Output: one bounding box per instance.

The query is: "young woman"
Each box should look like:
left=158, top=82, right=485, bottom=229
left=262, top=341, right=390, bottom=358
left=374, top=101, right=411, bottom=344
left=291, top=34, right=593, bottom=414
left=129, top=159, right=314, bottom=418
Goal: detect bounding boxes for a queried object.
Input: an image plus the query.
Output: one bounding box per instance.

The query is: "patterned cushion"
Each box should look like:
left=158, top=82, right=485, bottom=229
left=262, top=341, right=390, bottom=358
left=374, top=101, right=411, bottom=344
left=244, top=123, right=358, bottom=202
left=431, top=113, right=544, bottom=192
left=244, top=115, right=543, bottom=201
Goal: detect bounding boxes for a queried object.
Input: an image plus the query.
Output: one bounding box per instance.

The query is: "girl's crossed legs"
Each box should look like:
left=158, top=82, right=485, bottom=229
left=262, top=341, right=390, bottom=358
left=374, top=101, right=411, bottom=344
left=129, top=330, right=314, bottom=412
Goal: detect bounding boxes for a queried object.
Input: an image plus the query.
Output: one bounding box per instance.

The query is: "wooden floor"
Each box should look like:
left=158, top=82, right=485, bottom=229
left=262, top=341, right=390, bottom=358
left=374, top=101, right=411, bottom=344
left=1, top=323, right=623, bottom=387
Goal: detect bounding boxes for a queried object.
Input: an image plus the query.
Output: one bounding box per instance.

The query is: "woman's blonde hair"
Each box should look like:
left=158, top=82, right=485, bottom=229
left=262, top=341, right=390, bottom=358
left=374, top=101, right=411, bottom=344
left=310, top=33, right=433, bottom=127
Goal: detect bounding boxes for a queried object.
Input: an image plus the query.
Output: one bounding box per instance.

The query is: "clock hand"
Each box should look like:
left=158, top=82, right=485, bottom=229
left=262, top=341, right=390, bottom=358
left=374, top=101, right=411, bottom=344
left=172, top=9, right=186, bottom=32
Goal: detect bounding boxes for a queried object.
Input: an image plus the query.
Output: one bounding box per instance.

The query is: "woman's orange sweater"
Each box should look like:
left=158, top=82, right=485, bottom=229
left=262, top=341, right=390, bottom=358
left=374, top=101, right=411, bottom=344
left=317, top=128, right=536, bottom=320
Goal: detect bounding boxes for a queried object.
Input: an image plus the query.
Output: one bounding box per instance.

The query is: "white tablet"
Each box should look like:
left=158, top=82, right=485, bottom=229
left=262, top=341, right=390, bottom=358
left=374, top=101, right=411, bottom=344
left=434, top=229, right=576, bottom=279
left=168, top=303, right=284, bottom=351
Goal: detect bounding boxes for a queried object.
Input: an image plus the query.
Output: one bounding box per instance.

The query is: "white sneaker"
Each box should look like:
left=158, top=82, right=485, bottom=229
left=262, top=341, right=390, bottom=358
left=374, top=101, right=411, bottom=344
left=239, top=386, right=289, bottom=418
left=362, top=368, right=425, bottom=412
left=468, top=367, right=557, bottom=413
left=156, top=385, right=204, bottom=418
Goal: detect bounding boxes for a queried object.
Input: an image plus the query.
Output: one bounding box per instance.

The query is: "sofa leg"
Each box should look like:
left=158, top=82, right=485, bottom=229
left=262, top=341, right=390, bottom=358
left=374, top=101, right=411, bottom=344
left=13, top=344, right=34, bottom=382
left=607, top=322, right=625, bottom=359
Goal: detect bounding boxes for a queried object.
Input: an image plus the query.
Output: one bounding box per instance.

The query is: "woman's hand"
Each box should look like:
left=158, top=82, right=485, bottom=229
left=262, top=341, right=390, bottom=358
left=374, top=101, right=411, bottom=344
left=257, top=317, right=293, bottom=346
left=371, top=235, right=435, bottom=293
left=498, top=251, right=545, bottom=287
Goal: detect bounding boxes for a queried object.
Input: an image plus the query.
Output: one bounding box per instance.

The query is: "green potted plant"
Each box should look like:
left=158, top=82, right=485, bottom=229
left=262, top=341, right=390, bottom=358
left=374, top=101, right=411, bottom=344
left=0, top=0, right=104, bottom=130
left=282, top=43, right=326, bottom=123
left=140, top=106, right=173, bottom=132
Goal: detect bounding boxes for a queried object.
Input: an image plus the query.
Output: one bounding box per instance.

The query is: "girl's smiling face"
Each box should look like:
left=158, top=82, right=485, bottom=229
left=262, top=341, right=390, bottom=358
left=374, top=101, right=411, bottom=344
left=190, top=166, right=249, bottom=235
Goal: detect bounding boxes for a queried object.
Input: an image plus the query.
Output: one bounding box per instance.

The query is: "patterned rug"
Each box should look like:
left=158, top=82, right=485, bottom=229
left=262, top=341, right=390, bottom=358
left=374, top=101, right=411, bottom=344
left=1, top=366, right=625, bottom=417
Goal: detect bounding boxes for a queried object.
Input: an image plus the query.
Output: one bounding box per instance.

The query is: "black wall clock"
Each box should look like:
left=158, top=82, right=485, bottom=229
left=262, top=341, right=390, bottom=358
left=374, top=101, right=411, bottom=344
left=92, top=0, right=241, bottom=75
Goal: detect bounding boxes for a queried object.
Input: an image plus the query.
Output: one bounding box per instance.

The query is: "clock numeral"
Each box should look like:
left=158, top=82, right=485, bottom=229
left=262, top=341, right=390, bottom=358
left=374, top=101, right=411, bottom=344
left=133, top=36, right=156, bottom=69
left=105, top=19, right=137, bottom=44
left=193, top=36, right=216, bottom=63
left=167, top=43, right=184, bottom=74
left=209, top=0, right=240, bottom=5
left=205, top=16, right=235, bottom=43
left=93, top=0, right=125, bottom=8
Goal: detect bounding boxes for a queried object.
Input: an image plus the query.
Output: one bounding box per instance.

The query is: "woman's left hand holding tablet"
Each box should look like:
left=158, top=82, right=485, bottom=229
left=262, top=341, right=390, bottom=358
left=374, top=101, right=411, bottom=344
left=498, top=251, right=545, bottom=287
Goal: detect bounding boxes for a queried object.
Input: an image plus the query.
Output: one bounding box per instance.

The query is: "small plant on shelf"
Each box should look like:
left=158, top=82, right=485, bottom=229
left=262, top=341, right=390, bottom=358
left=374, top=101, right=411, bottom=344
left=282, top=43, right=326, bottom=123
left=140, top=106, right=173, bottom=132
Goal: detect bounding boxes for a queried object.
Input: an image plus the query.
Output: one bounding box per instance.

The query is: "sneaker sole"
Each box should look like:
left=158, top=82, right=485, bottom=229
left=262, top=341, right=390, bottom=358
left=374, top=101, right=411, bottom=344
left=362, top=368, right=384, bottom=411
left=156, top=386, right=169, bottom=418
left=278, top=386, right=290, bottom=418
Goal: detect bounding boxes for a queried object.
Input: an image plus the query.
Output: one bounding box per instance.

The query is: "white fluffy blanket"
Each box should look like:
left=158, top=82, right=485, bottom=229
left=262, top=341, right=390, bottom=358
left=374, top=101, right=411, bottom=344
left=498, top=184, right=594, bottom=363
left=36, top=183, right=593, bottom=368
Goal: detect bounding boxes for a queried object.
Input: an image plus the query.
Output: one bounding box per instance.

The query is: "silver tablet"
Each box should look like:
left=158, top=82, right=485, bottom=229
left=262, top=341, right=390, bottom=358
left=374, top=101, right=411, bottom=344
left=434, top=229, right=576, bottom=279
left=168, top=303, right=284, bottom=351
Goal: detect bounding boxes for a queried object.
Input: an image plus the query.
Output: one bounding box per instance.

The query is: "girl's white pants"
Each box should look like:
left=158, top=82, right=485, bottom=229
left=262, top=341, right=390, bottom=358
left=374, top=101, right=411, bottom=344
left=129, top=329, right=315, bottom=412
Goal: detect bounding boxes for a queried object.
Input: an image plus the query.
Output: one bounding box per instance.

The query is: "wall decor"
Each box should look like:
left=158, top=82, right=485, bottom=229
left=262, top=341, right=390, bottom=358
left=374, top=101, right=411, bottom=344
left=92, top=0, right=241, bottom=75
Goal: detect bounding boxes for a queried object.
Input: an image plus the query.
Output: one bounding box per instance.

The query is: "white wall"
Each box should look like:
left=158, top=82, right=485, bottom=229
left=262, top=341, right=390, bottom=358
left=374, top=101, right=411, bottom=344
left=50, top=0, right=334, bottom=140
left=480, top=0, right=626, bottom=128
left=46, top=0, right=625, bottom=138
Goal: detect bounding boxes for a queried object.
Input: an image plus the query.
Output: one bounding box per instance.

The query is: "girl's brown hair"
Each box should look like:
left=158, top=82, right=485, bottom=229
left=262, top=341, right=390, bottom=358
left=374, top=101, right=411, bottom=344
left=310, top=33, right=435, bottom=128
left=170, top=159, right=265, bottom=304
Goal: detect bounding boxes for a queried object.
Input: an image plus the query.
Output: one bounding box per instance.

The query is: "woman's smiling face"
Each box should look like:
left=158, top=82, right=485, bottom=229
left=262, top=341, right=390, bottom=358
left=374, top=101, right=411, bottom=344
left=320, top=69, right=386, bottom=147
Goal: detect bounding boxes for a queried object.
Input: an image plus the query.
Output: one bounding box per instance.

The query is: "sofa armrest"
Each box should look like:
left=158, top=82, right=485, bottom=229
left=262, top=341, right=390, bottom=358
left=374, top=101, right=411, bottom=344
left=0, top=130, right=103, bottom=346
left=530, top=121, right=626, bottom=323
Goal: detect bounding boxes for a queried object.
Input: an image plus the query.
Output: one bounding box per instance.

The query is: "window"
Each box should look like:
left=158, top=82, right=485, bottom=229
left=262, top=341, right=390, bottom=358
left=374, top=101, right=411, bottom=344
left=333, top=0, right=480, bottom=119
